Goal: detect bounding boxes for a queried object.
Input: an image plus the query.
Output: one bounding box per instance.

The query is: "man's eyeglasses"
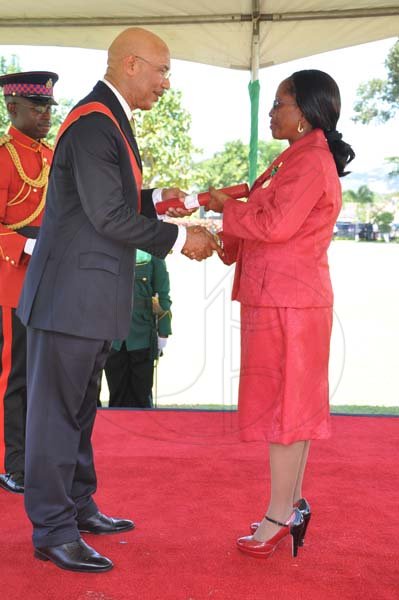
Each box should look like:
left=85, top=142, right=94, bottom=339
left=134, top=55, right=171, bottom=80
left=271, top=99, right=297, bottom=110
left=13, top=100, right=53, bottom=114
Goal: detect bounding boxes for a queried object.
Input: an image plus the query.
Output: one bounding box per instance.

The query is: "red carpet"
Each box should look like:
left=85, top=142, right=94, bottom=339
left=0, top=410, right=398, bottom=600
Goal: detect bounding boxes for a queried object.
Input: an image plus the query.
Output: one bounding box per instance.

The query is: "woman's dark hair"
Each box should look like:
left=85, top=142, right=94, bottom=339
left=287, top=69, right=355, bottom=177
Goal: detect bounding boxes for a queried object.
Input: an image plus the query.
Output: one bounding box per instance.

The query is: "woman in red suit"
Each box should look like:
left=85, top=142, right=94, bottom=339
left=207, top=70, right=354, bottom=559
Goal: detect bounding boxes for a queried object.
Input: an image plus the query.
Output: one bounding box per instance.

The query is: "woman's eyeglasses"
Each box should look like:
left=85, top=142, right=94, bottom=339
left=271, top=99, right=297, bottom=110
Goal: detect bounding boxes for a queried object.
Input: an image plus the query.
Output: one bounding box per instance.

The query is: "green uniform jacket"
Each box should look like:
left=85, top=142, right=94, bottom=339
left=112, top=252, right=172, bottom=360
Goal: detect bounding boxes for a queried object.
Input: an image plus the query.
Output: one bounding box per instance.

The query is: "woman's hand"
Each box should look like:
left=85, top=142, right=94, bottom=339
left=205, top=187, right=230, bottom=213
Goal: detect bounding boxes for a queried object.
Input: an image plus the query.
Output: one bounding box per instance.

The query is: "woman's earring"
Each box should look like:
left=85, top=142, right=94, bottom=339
left=297, top=121, right=304, bottom=133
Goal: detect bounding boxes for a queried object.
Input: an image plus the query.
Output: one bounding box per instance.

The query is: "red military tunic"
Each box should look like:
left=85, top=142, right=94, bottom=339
left=0, top=126, right=53, bottom=472
left=0, top=126, right=53, bottom=308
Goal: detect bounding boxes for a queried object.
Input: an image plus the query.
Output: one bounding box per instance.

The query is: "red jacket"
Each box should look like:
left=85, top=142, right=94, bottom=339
left=0, top=127, right=53, bottom=307
left=222, top=129, right=341, bottom=307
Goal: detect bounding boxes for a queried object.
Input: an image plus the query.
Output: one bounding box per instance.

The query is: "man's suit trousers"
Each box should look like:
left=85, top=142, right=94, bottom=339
left=25, top=327, right=110, bottom=548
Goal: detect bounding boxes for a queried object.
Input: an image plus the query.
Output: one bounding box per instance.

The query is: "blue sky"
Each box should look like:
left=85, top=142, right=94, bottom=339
left=0, top=37, right=397, bottom=176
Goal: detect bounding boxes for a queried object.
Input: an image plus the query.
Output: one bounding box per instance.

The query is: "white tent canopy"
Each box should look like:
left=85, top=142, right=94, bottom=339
left=0, top=1, right=398, bottom=71
left=1, top=1, right=398, bottom=181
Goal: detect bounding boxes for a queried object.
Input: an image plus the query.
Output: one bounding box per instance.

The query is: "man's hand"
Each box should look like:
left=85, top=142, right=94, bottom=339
left=162, top=187, right=186, bottom=201
left=205, top=187, right=230, bottom=213
left=159, top=187, right=196, bottom=218
left=182, top=226, right=222, bottom=261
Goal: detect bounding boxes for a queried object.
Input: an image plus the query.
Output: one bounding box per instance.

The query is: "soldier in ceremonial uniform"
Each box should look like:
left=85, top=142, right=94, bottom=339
left=0, top=71, right=58, bottom=494
left=104, top=251, right=172, bottom=408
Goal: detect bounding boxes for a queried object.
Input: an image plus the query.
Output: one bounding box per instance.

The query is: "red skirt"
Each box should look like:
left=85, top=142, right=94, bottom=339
left=238, top=305, right=332, bottom=444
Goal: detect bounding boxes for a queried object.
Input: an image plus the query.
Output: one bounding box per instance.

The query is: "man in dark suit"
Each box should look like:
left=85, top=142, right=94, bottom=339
left=17, top=27, right=219, bottom=573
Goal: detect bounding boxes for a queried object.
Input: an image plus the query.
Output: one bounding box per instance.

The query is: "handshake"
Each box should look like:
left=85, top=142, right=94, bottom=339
left=159, top=187, right=227, bottom=261
left=181, top=226, right=223, bottom=261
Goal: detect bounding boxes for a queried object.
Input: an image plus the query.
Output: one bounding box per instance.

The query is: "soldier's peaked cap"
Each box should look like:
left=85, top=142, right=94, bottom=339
left=0, top=71, right=58, bottom=105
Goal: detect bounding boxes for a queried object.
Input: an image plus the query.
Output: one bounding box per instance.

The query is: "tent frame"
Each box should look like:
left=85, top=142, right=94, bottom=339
left=1, top=3, right=397, bottom=181
left=1, top=7, right=399, bottom=28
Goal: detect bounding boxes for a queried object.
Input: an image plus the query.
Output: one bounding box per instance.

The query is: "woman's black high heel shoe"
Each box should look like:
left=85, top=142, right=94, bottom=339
left=294, top=498, right=311, bottom=546
left=250, top=497, right=311, bottom=546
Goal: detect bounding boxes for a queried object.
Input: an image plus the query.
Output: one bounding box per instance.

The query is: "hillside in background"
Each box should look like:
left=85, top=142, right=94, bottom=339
left=342, top=163, right=399, bottom=195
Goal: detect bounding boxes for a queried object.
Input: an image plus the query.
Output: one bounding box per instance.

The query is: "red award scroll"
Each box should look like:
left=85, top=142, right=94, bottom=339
left=155, top=183, right=249, bottom=215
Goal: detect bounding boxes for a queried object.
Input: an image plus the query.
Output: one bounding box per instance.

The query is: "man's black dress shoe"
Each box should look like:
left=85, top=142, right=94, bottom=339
left=0, top=473, right=24, bottom=494
left=78, top=511, right=135, bottom=535
left=34, top=538, right=113, bottom=572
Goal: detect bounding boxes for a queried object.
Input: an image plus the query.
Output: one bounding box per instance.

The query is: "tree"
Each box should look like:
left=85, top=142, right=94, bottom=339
left=193, top=139, right=285, bottom=190
left=0, top=55, right=21, bottom=131
left=342, top=190, right=354, bottom=206
left=353, top=40, right=399, bottom=195
left=386, top=156, right=399, bottom=178
left=47, top=98, right=73, bottom=145
left=343, top=185, right=375, bottom=222
left=134, top=89, right=199, bottom=189
left=373, top=210, right=394, bottom=242
left=353, top=38, right=399, bottom=124
left=344, top=185, right=375, bottom=205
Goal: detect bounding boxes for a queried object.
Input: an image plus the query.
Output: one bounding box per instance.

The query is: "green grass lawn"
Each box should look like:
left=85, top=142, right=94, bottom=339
left=330, top=404, right=399, bottom=415
left=156, top=403, right=399, bottom=415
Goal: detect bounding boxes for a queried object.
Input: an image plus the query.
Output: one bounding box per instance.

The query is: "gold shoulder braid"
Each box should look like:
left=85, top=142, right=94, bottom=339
left=4, top=142, right=50, bottom=230
left=0, top=133, right=12, bottom=147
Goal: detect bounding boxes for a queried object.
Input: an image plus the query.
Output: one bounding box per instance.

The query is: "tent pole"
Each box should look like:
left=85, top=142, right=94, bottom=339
left=248, top=0, right=260, bottom=185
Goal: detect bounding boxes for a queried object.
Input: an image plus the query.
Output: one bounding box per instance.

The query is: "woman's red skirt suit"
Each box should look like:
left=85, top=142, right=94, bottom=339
left=221, top=129, right=341, bottom=444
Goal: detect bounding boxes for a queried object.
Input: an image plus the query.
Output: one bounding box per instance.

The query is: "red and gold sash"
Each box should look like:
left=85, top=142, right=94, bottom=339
left=55, top=101, right=142, bottom=212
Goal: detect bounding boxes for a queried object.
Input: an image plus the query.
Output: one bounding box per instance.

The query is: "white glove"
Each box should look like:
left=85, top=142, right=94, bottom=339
left=24, top=238, right=36, bottom=255
left=158, top=336, right=168, bottom=356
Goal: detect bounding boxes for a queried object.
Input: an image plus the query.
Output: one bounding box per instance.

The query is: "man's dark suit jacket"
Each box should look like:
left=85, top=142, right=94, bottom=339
left=17, top=81, right=178, bottom=341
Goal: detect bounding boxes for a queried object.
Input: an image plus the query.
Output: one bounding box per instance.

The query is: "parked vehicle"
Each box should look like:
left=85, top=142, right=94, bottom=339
left=334, top=221, right=375, bottom=241
left=334, top=221, right=356, bottom=239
